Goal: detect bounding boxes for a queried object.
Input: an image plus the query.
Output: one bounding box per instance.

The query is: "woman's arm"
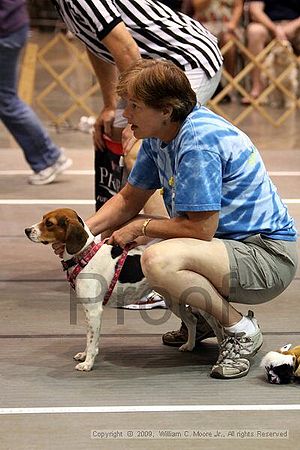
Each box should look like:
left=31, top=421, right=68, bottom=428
left=87, top=22, right=141, bottom=147
left=87, top=49, right=118, bottom=148
left=86, top=182, right=156, bottom=236
left=249, top=1, right=279, bottom=36
left=108, top=210, right=219, bottom=248
left=101, top=22, right=140, bottom=72
left=227, top=0, right=244, bottom=32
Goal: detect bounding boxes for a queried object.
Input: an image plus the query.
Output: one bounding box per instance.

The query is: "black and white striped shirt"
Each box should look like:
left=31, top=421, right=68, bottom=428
left=52, top=0, right=223, bottom=77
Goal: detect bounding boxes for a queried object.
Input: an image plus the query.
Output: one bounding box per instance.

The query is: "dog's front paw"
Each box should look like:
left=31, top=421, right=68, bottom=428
left=73, top=352, right=86, bottom=361
left=75, top=361, right=93, bottom=371
left=178, top=343, right=194, bottom=352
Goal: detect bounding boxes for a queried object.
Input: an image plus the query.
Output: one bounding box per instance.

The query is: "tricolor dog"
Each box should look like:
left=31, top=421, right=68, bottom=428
left=25, top=208, right=221, bottom=371
left=261, top=344, right=300, bottom=384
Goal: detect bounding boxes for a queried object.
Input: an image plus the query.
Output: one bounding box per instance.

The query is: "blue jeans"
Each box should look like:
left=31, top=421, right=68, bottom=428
left=0, top=25, right=60, bottom=171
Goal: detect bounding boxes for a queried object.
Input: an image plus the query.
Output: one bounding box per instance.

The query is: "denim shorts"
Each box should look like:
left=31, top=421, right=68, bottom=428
left=223, top=234, right=298, bottom=304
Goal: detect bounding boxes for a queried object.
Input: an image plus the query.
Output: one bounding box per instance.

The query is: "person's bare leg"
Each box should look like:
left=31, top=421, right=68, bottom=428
left=244, top=22, right=269, bottom=100
left=141, top=238, right=242, bottom=327
left=222, top=32, right=237, bottom=79
left=142, top=238, right=263, bottom=379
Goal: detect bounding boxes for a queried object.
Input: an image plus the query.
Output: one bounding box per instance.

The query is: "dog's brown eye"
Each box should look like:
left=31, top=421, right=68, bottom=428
left=45, top=219, right=53, bottom=228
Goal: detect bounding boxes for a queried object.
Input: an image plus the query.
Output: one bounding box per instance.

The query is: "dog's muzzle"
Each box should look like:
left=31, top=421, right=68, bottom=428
left=25, top=227, right=32, bottom=238
left=24, top=226, right=43, bottom=243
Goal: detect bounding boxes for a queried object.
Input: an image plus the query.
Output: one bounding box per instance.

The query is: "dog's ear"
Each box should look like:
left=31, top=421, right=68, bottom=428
left=76, top=214, right=85, bottom=228
left=64, top=218, right=89, bottom=254
left=280, top=343, right=292, bottom=353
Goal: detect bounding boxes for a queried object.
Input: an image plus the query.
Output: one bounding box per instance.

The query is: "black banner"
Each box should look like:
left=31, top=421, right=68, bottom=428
left=94, top=149, right=123, bottom=211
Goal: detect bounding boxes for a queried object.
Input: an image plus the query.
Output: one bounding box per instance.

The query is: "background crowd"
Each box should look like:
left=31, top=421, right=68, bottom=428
left=28, top=0, right=300, bottom=108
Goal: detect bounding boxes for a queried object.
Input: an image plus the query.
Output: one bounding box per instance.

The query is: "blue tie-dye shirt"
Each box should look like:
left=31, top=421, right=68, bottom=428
left=128, top=106, right=297, bottom=241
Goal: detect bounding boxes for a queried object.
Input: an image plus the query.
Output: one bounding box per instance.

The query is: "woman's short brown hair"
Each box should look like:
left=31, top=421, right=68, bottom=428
left=117, top=59, right=197, bottom=122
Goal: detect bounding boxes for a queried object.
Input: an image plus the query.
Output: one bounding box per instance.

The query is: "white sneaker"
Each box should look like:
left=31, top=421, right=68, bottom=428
left=78, top=116, right=96, bottom=134
left=28, top=152, right=73, bottom=185
left=122, top=291, right=167, bottom=310
left=210, top=311, right=263, bottom=379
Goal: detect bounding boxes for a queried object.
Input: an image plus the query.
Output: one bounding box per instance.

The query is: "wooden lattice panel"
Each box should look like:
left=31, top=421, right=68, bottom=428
left=25, top=33, right=300, bottom=128
left=208, top=37, right=300, bottom=127
left=34, top=33, right=100, bottom=126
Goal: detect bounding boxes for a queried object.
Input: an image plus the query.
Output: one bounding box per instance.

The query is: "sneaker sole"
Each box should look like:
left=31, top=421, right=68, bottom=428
left=210, top=367, right=250, bottom=379
left=210, top=341, right=263, bottom=379
left=121, top=301, right=167, bottom=310
left=28, top=158, right=73, bottom=185
left=28, top=173, right=57, bottom=185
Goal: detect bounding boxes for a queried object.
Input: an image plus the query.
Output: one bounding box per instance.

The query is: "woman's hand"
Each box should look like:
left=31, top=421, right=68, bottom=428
left=107, top=220, right=143, bottom=248
left=93, top=107, right=116, bottom=150
left=225, top=22, right=236, bottom=35
left=274, top=25, right=288, bottom=41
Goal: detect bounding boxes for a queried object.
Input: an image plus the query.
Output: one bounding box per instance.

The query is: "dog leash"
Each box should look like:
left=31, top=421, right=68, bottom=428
left=103, top=243, right=129, bottom=305
left=61, top=239, right=130, bottom=304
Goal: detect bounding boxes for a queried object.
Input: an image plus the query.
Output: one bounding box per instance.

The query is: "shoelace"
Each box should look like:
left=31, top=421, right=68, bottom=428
left=147, top=292, right=163, bottom=302
left=218, top=334, right=252, bottom=363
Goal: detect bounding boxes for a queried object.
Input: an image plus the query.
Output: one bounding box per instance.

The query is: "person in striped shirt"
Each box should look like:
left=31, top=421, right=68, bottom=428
left=85, top=59, right=298, bottom=379
left=51, top=0, right=223, bottom=151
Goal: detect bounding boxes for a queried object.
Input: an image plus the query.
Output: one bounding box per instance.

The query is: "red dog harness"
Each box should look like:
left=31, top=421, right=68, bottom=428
left=61, top=240, right=129, bottom=305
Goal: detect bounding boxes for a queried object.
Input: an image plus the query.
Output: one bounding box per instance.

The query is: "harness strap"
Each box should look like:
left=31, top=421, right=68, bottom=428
left=103, top=245, right=129, bottom=305
left=62, top=240, right=106, bottom=290
left=62, top=239, right=130, bottom=304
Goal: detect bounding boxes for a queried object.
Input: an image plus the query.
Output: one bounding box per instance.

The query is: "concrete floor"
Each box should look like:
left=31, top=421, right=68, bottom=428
left=0, top=105, right=300, bottom=449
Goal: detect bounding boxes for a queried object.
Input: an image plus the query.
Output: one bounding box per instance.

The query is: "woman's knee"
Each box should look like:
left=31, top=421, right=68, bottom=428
left=247, top=22, right=268, bottom=44
left=141, top=244, right=171, bottom=280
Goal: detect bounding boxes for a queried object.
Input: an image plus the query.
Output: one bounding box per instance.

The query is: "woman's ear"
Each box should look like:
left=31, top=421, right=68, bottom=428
left=162, top=106, right=173, bottom=122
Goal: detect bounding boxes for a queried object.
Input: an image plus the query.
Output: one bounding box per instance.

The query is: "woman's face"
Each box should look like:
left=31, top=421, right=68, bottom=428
left=123, top=97, right=168, bottom=140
